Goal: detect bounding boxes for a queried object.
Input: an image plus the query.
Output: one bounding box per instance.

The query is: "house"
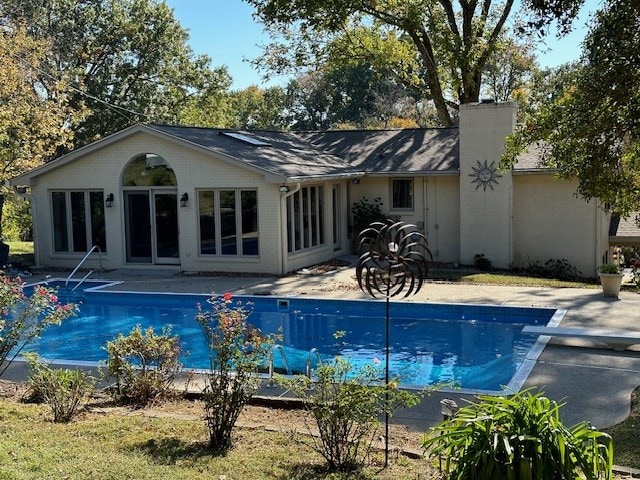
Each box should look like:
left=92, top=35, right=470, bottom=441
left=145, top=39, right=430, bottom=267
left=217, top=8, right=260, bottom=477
left=9, top=102, right=617, bottom=277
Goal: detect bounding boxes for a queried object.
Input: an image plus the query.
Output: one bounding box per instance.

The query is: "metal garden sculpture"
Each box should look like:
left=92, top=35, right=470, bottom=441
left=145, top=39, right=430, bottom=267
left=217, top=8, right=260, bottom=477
left=356, top=219, right=431, bottom=467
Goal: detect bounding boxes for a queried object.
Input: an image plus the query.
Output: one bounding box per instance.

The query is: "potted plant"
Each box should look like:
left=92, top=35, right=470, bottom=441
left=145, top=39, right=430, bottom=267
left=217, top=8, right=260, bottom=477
left=598, top=263, right=624, bottom=298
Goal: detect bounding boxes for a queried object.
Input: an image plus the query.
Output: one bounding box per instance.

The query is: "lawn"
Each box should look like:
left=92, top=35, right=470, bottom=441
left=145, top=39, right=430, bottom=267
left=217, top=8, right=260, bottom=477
left=603, top=386, right=640, bottom=470
left=0, top=398, right=431, bottom=480
left=0, top=391, right=637, bottom=479
left=5, top=240, right=34, bottom=267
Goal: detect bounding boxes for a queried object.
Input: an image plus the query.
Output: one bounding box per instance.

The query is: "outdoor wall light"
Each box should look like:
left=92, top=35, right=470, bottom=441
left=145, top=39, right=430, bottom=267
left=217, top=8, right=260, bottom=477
left=351, top=178, right=361, bottom=185
left=279, top=184, right=290, bottom=193
left=180, top=192, right=189, bottom=207
left=105, top=193, right=114, bottom=207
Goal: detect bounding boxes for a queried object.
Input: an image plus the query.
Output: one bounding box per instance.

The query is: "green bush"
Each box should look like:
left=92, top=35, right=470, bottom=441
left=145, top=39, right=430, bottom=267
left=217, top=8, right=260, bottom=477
left=196, top=292, right=276, bottom=451
left=473, top=254, right=492, bottom=271
left=280, top=355, right=421, bottom=472
left=105, top=325, right=181, bottom=406
left=2, top=195, right=32, bottom=242
left=525, top=258, right=582, bottom=281
left=598, top=263, right=621, bottom=274
left=422, top=389, right=614, bottom=480
left=26, top=354, right=94, bottom=423
left=351, top=197, right=387, bottom=250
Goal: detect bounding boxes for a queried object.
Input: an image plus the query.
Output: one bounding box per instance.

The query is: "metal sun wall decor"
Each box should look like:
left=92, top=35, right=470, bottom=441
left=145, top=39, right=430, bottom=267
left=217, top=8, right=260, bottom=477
left=470, top=159, right=502, bottom=190
left=355, top=219, right=431, bottom=467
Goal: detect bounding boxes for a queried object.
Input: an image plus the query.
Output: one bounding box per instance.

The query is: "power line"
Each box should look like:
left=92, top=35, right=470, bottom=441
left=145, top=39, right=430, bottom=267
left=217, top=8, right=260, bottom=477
left=4, top=46, right=150, bottom=122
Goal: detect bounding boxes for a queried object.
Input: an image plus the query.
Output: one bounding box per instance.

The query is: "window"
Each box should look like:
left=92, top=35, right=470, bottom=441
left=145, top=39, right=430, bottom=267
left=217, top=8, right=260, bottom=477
left=198, top=189, right=259, bottom=256
left=391, top=178, right=413, bottom=210
left=287, top=185, right=324, bottom=253
left=51, top=191, right=106, bottom=253
left=123, top=153, right=176, bottom=187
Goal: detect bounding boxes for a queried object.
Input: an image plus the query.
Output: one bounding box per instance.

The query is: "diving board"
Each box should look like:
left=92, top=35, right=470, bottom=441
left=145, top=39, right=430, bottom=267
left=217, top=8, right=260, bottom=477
left=522, top=325, right=640, bottom=351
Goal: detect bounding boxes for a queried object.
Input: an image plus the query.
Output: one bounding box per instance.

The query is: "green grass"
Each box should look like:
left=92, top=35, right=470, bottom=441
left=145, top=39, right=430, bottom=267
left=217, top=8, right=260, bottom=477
left=603, top=387, right=640, bottom=469
left=5, top=241, right=34, bottom=266
left=429, top=268, right=596, bottom=288
left=0, top=401, right=430, bottom=480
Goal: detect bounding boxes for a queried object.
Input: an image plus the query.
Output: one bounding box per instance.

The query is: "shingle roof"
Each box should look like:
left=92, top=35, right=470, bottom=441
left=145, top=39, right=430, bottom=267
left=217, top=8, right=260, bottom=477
left=609, top=213, right=640, bottom=245
left=149, top=124, right=360, bottom=180
left=299, top=128, right=459, bottom=174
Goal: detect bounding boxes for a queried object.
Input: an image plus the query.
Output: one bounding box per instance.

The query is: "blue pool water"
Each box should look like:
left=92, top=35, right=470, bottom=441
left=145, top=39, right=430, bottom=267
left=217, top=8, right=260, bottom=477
left=23, top=281, right=563, bottom=392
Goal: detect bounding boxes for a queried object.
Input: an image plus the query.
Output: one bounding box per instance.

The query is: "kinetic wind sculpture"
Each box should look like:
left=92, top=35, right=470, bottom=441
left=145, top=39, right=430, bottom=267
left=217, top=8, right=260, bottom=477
left=356, top=220, right=431, bottom=467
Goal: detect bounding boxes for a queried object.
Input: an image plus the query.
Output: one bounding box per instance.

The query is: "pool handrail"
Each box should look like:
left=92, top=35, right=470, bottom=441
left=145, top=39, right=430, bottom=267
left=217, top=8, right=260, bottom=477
left=305, top=348, right=323, bottom=379
left=65, top=245, right=103, bottom=288
left=267, top=344, right=292, bottom=386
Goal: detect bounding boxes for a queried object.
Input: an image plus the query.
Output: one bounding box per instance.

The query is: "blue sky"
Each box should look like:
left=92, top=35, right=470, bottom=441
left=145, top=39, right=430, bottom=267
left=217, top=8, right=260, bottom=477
left=166, top=0, right=600, bottom=90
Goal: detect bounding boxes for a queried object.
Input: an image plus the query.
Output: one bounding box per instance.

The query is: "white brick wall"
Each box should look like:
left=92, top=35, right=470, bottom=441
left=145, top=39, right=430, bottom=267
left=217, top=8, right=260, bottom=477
left=30, top=131, right=348, bottom=275
left=459, top=102, right=517, bottom=268
left=513, top=174, right=608, bottom=276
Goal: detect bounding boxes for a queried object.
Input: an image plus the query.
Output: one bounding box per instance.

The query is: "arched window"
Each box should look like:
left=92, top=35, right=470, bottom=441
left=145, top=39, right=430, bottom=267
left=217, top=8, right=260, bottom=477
left=122, top=154, right=177, bottom=187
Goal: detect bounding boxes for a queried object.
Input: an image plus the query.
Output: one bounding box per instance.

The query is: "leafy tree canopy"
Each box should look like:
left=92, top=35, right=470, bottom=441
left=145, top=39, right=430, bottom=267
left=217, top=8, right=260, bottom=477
left=0, top=26, right=81, bottom=236
left=245, top=0, right=585, bottom=126
left=501, top=0, right=640, bottom=218
left=1, top=0, right=232, bottom=147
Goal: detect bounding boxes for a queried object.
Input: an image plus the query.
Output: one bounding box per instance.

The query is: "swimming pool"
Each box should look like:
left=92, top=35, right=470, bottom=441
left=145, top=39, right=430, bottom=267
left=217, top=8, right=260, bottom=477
left=23, top=280, right=564, bottom=393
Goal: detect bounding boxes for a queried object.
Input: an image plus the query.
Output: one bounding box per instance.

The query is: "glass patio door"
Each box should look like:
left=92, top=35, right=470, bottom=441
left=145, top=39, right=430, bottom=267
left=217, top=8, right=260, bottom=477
left=125, top=190, right=179, bottom=264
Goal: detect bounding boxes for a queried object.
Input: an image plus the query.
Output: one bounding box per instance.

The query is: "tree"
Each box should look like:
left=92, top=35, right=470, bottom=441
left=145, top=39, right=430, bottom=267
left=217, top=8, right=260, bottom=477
left=228, top=85, right=291, bottom=129
left=245, top=0, right=585, bottom=126
left=0, top=26, right=79, bottom=238
left=482, top=37, right=538, bottom=103
left=501, top=0, right=640, bottom=218
left=285, top=62, right=430, bottom=130
left=1, top=0, right=230, bottom=147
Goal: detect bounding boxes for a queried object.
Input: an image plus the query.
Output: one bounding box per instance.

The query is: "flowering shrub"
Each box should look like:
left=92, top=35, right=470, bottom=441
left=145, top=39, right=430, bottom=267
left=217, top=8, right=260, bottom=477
left=0, top=277, right=76, bottom=377
left=279, top=355, right=422, bottom=472
left=196, top=292, right=275, bottom=451
left=105, top=325, right=181, bottom=406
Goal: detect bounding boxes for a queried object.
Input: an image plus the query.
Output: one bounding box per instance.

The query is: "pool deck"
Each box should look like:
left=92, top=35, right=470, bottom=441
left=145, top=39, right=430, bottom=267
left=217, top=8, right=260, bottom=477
left=10, top=259, right=640, bottom=433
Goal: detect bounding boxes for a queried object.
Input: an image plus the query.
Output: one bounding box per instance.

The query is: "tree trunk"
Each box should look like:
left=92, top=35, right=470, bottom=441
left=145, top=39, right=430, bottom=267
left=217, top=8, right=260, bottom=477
left=0, top=193, right=4, bottom=240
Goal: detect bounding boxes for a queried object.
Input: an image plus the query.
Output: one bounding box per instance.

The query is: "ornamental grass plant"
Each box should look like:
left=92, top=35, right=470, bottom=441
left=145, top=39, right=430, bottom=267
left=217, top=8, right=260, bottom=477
left=422, top=389, right=614, bottom=480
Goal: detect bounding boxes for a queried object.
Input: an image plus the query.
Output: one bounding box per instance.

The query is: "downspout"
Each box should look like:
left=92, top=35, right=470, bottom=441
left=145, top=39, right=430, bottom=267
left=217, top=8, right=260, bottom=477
left=280, top=183, right=301, bottom=275
left=509, top=184, right=514, bottom=268
left=596, top=199, right=606, bottom=271
left=423, top=176, right=428, bottom=242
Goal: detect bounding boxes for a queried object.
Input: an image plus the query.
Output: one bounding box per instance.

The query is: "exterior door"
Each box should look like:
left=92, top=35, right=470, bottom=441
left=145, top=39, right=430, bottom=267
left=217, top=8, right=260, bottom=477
left=125, top=190, right=179, bottom=264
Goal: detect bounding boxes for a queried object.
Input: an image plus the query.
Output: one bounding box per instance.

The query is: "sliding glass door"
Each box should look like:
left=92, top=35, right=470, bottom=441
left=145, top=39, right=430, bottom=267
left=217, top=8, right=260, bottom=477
left=125, top=190, right=179, bottom=264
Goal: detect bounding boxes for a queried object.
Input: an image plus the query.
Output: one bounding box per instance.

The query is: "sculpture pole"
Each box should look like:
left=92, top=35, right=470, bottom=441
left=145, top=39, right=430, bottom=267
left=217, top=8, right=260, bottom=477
left=356, top=220, right=430, bottom=467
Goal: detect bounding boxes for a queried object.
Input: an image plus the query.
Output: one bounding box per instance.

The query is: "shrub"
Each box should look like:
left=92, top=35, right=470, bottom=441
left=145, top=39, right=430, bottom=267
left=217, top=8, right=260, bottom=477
left=25, top=354, right=94, bottom=422
left=473, top=254, right=492, bottom=271
left=105, top=325, right=181, bottom=406
left=280, top=355, right=421, bottom=472
left=2, top=195, right=33, bottom=241
left=598, top=263, right=621, bottom=274
left=525, top=258, right=582, bottom=281
left=0, top=278, right=76, bottom=377
left=196, top=292, right=275, bottom=451
left=351, top=197, right=387, bottom=250
left=422, top=389, right=614, bottom=480
left=631, top=259, right=640, bottom=290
